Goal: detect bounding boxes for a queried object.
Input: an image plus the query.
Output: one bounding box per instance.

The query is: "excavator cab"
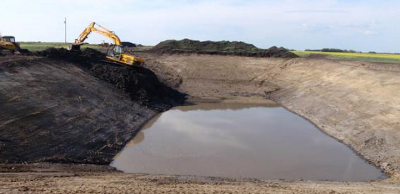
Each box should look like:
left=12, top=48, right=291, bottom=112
left=106, top=45, right=123, bottom=60
left=0, top=36, right=23, bottom=54
left=1, top=36, right=16, bottom=43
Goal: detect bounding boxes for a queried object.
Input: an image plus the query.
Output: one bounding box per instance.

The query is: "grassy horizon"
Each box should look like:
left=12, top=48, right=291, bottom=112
left=292, top=50, right=400, bottom=63
left=19, top=42, right=102, bottom=51
left=18, top=42, right=151, bottom=52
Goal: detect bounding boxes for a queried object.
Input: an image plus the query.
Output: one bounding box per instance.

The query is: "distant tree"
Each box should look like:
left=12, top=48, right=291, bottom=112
left=319, top=48, right=359, bottom=53
left=321, top=48, right=344, bottom=52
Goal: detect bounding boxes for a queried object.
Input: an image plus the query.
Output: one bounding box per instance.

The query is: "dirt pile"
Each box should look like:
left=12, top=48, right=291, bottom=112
left=36, top=48, right=185, bottom=110
left=150, top=39, right=298, bottom=58
left=121, top=42, right=137, bottom=47
left=35, top=48, right=103, bottom=67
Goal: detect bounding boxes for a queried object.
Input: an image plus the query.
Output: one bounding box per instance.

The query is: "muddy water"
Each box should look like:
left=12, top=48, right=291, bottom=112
left=111, top=103, right=385, bottom=181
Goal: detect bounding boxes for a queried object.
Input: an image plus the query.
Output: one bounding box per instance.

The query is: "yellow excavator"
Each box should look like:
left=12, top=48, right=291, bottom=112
left=0, top=36, right=24, bottom=54
left=69, top=22, right=144, bottom=66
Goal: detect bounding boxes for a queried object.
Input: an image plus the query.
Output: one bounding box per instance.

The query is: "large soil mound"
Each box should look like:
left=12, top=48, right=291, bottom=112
left=150, top=39, right=298, bottom=58
left=121, top=42, right=137, bottom=47
left=36, top=48, right=185, bottom=110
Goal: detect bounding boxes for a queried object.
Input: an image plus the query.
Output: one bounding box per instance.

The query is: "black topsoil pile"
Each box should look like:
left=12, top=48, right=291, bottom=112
left=121, top=42, right=137, bottom=47
left=36, top=48, right=185, bottom=110
left=149, top=39, right=298, bottom=58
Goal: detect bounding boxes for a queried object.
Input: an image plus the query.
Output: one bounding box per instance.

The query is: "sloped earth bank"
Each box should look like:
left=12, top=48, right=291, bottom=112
left=1, top=51, right=400, bottom=193
left=0, top=50, right=185, bottom=164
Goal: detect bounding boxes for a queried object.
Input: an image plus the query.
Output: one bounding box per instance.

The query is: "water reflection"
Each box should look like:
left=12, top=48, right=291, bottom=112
left=111, top=103, right=385, bottom=182
left=126, top=131, right=144, bottom=146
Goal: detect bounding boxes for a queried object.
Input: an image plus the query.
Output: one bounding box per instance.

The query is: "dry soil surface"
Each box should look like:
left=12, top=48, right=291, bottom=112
left=1, top=163, right=400, bottom=194
left=1, top=53, right=400, bottom=193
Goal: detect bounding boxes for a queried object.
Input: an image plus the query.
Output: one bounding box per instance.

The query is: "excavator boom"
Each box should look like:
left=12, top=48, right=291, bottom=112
left=74, top=22, right=121, bottom=45
left=69, top=22, right=144, bottom=66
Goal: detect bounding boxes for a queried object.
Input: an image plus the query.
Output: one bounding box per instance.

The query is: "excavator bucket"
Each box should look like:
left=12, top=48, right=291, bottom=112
left=68, top=44, right=83, bottom=51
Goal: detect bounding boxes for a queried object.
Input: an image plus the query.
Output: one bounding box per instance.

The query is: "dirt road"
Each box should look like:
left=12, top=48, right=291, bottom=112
left=1, top=164, right=400, bottom=194
left=1, top=53, right=400, bottom=193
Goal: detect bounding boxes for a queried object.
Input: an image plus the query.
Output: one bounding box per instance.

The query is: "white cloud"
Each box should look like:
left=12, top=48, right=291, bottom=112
left=363, top=30, right=375, bottom=35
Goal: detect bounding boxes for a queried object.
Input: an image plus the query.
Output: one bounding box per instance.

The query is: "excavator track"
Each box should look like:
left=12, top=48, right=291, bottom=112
left=100, top=59, right=144, bottom=68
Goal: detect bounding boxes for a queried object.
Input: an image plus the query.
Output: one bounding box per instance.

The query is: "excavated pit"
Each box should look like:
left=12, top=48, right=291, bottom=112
left=2, top=47, right=399, bottom=175
left=1, top=44, right=400, bottom=193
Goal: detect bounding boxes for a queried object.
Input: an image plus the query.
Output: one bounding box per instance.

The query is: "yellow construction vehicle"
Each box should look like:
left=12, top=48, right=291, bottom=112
left=0, top=36, right=22, bottom=54
left=69, top=22, right=144, bottom=66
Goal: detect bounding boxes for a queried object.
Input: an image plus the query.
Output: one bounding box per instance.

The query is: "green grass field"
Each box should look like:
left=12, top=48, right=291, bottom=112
left=19, top=42, right=150, bottom=52
left=19, top=42, right=102, bottom=52
left=292, top=51, right=400, bottom=63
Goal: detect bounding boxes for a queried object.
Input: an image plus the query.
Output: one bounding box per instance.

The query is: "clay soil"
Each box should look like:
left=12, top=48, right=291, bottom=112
left=1, top=51, right=400, bottom=193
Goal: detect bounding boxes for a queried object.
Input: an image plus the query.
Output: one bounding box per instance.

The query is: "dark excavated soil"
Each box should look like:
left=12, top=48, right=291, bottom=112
left=0, top=49, right=185, bottom=164
left=35, top=48, right=185, bottom=110
left=121, top=42, right=137, bottom=47
left=149, top=39, right=298, bottom=58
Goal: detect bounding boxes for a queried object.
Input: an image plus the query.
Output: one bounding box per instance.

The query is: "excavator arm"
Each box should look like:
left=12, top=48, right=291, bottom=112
left=73, top=22, right=122, bottom=45
left=69, top=22, right=144, bottom=66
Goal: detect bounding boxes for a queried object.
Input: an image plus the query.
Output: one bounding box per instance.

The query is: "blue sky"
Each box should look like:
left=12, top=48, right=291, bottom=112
left=1, top=0, right=399, bottom=52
